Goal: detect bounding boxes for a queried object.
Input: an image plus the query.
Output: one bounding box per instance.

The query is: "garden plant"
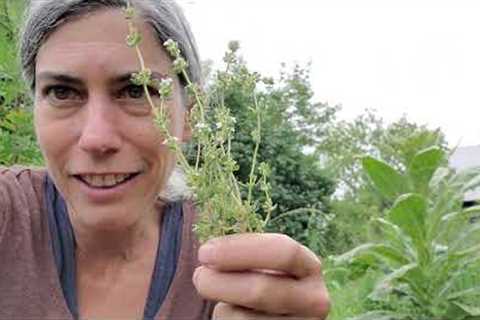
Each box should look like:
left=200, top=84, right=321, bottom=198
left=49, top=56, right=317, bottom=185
left=333, top=146, right=480, bottom=319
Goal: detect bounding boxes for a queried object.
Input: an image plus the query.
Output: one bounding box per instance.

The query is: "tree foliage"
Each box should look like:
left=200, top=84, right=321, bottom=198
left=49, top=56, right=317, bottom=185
left=0, top=0, right=29, bottom=114
left=314, top=107, right=449, bottom=254
left=0, top=0, right=41, bottom=166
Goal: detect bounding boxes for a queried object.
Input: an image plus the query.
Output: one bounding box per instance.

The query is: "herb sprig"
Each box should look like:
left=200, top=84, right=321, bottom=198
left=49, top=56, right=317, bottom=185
left=124, top=3, right=273, bottom=242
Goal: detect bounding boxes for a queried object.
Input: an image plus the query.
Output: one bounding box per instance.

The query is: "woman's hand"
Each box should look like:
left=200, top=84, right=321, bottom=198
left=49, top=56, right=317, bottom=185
left=193, top=233, right=330, bottom=319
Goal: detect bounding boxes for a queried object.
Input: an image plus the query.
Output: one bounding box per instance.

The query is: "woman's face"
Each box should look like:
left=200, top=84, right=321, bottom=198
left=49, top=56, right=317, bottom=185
left=34, top=9, right=188, bottom=230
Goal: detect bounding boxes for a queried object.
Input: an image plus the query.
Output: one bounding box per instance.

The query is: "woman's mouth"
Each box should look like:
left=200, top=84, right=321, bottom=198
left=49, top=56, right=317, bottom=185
left=74, top=172, right=140, bottom=189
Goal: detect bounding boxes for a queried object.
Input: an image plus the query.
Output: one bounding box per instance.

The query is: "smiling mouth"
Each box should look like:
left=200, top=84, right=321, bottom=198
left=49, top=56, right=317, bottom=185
left=74, top=172, right=140, bottom=189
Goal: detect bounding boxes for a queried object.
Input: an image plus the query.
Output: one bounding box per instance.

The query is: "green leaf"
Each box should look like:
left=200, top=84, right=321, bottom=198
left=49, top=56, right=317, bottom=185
left=333, top=243, right=379, bottom=265
left=334, top=242, right=410, bottom=271
left=447, top=286, right=480, bottom=300
left=369, top=244, right=411, bottom=266
left=428, top=167, right=450, bottom=190
left=451, top=222, right=480, bottom=252
left=408, top=146, right=445, bottom=193
left=362, top=156, right=409, bottom=201
left=463, top=205, right=480, bottom=216
left=453, top=302, right=480, bottom=316
left=373, top=218, right=416, bottom=259
left=388, top=193, right=427, bottom=244
left=451, top=166, right=480, bottom=193
left=369, top=263, right=418, bottom=301
left=454, top=243, right=480, bottom=258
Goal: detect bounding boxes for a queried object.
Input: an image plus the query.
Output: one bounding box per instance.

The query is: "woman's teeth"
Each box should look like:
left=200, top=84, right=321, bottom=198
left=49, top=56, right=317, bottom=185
left=80, top=174, right=133, bottom=187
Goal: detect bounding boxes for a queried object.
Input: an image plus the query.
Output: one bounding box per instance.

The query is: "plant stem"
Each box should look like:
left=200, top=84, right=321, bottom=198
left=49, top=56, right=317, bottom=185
left=247, top=92, right=262, bottom=206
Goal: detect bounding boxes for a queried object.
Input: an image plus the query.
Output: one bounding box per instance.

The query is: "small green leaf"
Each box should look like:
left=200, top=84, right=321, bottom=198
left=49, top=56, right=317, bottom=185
left=333, top=243, right=409, bottom=268
left=451, top=166, right=480, bottom=192
left=453, top=302, right=480, bottom=316
left=451, top=222, right=480, bottom=252
left=362, top=156, right=409, bottom=201
left=428, top=167, right=450, bottom=190
left=369, top=263, right=418, bottom=300
left=333, top=243, right=379, bottom=265
left=463, top=205, right=480, bottom=216
left=373, top=218, right=416, bottom=259
left=447, top=286, right=480, bottom=300
left=369, top=244, right=411, bottom=266
left=454, top=243, right=480, bottom=257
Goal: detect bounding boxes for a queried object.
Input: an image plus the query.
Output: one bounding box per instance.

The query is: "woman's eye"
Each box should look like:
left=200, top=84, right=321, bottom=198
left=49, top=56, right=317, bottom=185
left=119, top=84, right=159, bottom=100
left=126, top=85, right=145, bottom=99
left=45, top=85, right=81, bottom=102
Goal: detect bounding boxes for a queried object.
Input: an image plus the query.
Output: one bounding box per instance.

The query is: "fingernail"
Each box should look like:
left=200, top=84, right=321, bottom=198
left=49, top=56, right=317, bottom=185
left=198, top=242, right=216, bottom=264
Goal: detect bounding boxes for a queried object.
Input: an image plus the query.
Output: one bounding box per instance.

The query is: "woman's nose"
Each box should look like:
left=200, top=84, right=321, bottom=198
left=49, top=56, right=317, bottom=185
left=78, top=100, right=122, bottom=155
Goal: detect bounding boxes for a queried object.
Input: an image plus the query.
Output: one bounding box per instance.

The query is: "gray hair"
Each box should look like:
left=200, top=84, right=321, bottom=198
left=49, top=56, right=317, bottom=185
left=20, top=0, right=201, bottom=91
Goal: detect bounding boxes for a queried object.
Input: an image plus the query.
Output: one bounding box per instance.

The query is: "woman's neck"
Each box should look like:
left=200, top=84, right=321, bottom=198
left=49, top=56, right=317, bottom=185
left=70, top=206, right=161, bottom=275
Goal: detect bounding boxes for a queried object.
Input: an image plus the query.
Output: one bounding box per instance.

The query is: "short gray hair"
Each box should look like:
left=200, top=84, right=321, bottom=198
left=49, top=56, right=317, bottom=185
left=20, top=0, right=201, bottom=91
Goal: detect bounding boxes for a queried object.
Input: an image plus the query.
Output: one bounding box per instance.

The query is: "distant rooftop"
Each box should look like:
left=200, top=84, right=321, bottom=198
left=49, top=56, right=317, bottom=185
left=449, top=145, right=480, bottom=202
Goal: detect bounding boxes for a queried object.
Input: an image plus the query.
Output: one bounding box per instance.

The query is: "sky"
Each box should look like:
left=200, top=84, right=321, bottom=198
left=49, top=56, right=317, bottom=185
left=177, top=0, right=480, bottom=147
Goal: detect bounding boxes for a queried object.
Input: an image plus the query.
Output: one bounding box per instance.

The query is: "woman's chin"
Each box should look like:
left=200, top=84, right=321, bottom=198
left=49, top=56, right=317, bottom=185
left=69, top=204, right=144, bottom=232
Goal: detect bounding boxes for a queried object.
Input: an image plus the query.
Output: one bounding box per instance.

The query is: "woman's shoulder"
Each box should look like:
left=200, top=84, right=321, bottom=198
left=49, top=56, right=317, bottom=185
left=0, top=165, right=47, bottom=200
left=0, top=165, right=47, bottom=185
left=0, top=166, right=69, bottom=318
left=0, top=166, right=47, bottom=241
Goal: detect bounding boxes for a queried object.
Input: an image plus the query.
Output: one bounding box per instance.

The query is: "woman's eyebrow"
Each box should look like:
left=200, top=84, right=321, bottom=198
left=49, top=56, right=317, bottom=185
left=112, top=71, right=169, bottom=85
left=36, top=71, right=169, bottom=86
left=36, top=71, right=83, bottom=86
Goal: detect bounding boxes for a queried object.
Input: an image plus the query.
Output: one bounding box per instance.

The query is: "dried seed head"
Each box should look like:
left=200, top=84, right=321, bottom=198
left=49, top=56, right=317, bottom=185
left=131, top=69, right=152, bottom=86
left=163, top=39, right=181, bottom=58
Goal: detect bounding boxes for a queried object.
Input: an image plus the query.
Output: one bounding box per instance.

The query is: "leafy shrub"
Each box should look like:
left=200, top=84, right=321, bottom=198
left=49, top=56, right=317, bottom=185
left=334, top=146, right=480, bottom=319
left=0, top=108, right=42, bottom=166
left=0, top=0, right=30, bottom=116
left=0, top=1, right=40, bottom=166
left=325, top=266, right=384, bottom=320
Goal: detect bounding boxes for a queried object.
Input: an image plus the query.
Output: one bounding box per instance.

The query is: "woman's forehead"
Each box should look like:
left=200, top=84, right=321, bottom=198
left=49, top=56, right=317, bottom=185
left=35, top=9, right=170, bottom=76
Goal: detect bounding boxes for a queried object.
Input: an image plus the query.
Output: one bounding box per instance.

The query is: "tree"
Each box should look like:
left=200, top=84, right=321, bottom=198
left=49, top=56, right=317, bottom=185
left=315, top=107, right=449, bottom=254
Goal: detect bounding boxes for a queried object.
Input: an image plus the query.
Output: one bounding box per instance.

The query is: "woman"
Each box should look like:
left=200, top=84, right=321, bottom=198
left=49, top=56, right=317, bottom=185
left=0, top=0, right=330, bottom=319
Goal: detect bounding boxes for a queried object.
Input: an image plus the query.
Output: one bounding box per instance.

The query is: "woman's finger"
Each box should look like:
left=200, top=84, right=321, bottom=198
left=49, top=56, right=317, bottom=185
left=193, top=266, right=329, bottom=317
left=198, top=233, right=322, bottom=278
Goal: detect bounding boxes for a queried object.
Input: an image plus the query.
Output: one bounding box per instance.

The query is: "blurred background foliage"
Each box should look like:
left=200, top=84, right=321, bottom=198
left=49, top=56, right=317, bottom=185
left=0, top=0, right=41, bottom=165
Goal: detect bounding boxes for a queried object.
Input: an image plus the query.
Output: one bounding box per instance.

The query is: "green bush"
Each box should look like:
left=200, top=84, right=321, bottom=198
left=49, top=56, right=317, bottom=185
left=0, top=1, right=40, bottom=166
left=0, top=108, right=42, bottom=166
left=334, top=146, right=480, bottom=319
left=0, top=0, right=30, bottom=116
